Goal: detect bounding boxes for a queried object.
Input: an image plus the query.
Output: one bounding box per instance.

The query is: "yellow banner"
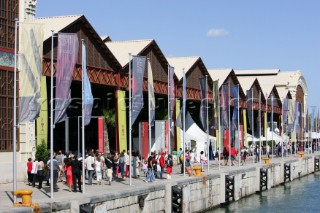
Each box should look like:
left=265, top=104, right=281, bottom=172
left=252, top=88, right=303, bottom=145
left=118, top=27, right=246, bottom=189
left=176, top=99, right=181, bottom=152
left=243, top=109, right=248, bottom=147
left=36, top=76, right=48, bottom=145
left=117, top=90, right=127, bottom=152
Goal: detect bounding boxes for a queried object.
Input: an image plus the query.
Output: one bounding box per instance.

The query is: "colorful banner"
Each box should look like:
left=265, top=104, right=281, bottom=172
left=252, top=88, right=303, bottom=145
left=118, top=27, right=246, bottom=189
left=117, top=90, right=127, bottom=152
left=294, top=102, right=301, bottom=132
left=131, top=56, right=146, bottom=126
left=169, top=66, right=175, bottom=123
left=54, top=33, right=79, bottom=124
left=223, top=130, right=230, bottom=151
left=212, top=80, right=219, bottom=130
left=140, top=122, right=149, bottom=159
left=98, top=117, right=104, bottom=153
left=165, top=121, right=169, bottom=153
left=243, top=109, right=248, bottom=147
left=240, top=125, right=244, bottom=148
left=246, top=89, right=253, bottom=131
left=36, top=76, right=48, bottom=145
left=282, top=98, right=289, bottom=133
left=19, top=22, right=44, bottom=122
left=263, top=112, right=267, bottom=137
left=232, top=85, right=239, bottom=130
left=271, top=95, right=274, bottom=132
left=221, top=83, right=229, bottom=130
left=288, top=99, right=295, bottom=132
left=199, top=77, right=208, bottom=131
left=176, top=99, right=181, bottom=151
left=155, top=120, right=166, bottom=151
left=311, top=106, right=316, bottom=131
left=82, top=41, right=94, bottom=126
left=148, top=60, right=155, bottom=126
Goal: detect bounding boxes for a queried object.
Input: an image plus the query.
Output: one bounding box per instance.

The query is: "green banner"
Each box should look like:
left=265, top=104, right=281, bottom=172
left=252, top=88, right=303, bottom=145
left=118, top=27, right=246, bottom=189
left=36, top=76, right=48, bottom=145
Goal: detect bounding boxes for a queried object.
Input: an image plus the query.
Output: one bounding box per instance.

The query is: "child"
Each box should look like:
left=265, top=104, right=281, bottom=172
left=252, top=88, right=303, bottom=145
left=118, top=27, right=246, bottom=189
left=141, top=158, right=148, bottom=176
left=166, top=154, right=173, bottom=179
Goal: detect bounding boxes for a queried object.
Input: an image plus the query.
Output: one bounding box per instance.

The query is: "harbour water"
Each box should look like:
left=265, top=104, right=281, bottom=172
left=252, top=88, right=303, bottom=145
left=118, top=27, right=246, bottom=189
left=209, top=173, right=320, bottom=213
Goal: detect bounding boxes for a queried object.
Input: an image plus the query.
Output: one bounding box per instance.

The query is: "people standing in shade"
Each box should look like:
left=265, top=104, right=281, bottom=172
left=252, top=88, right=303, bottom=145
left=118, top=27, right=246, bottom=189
left=56, top=150, right=64, bottom=182
left=145, top=152, right=155, bottom=183
left=223, top=147, right=229, bottom=166
left=95, top=154, right=102, bottom=185
left=26, top=158, right=33, bottom=186
left=159, top=152, right=165, bottom=179
left=118, top=151, right=126, bottom=179
left=105, top=153, right=113, bottom=185
left=31, top=158, right=38, bottom=187
left=177, top=148, right=183, bottom=164
left=37, top=157, right=45, bottom=189
left=85, top=152, right=95, bottom=185
left=124, top=150, right=130, bottom=178
left=71, top=155, right=82, bottom=192
left=166, top=154, right=173, bottom=179
left=231, top=146, right=238, bottom=166
left=112, top=151, right=119, bottom=178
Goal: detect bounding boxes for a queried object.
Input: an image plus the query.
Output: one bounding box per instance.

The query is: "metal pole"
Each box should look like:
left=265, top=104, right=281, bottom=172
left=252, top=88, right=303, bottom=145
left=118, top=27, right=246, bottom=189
left=265, top=93, right=268, bottom=158
left=81, top=39, right=86, bottom=193
left=183, top=69, right=186, bottom=177
left=282, top=99, right=284, bottom=159
left=168, top=64, right=171, bottom=154
left=78, top=117, right=80, bottom=157
left=251, top=88, right=254, bottom=163
left=148, top=59, right=152, bottom=156
left=228, top=83, right=231, bottom=167
left=238, top=85, right=240, bottom=167
left=50, top=30, right=55, bottom=199
left=259, top=91, right=261, bottom=164
left=13, top=18, right=18, bottom=203
left=129, top=53, right=132, bottom=185
left=218, top=79, right=221, bottom=170
left=206, top=76, right=209, bottom=171
left=271, top=95, right=274, bottom=159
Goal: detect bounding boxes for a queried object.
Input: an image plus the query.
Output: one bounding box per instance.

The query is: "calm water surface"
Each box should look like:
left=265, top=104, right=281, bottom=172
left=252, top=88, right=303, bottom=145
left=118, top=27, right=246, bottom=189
left=209, top=173, right=320, bottom=213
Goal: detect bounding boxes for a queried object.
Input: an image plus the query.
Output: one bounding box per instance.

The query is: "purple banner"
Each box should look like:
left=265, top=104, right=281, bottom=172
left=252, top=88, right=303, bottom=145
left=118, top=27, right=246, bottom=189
left=82, top=41, right=93, bottom=126
left=212, top=80, right=219, bottom=130
left=282, top=98, right=289, bottom=133
left=232, top=85, right=239, bottom=131
left=54, top=33, right=79, bottom=124
left=199, top=77, right=208, bottom=131
left=131, top=56, right=146, bottom=127
left=221, top=83, right=229, bottom=130
left=169, top=66, right=175, bottom=125
left=246, top=89, right=253, bottom=131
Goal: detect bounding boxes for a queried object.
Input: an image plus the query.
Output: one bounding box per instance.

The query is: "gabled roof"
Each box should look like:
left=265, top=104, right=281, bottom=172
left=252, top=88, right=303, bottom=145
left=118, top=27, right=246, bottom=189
left=105, top=39, right=153, bottom=67
left=34, top=15, right=82, bottom=41
left=166, top=56, right=199, bottom=81
left=208, top=69, right=233, bottom=88
left=236, top=76, right=257, bottom=93
left=234, top=69, right=280, bottom=76
left=101, top=35, right=111, bottom=42
left=275, top=86, right=291, bottom=99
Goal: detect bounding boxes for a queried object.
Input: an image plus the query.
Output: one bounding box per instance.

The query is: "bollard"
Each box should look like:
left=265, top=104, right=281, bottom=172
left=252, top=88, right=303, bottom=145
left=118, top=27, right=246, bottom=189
left=13, top=189, right=33, bottom=205
left=260, top=168, right=268, bottom=191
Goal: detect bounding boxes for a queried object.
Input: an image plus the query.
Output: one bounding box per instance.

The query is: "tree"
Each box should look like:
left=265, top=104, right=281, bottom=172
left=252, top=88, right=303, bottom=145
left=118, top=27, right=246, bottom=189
left=35, top=139, right=50, bottom=162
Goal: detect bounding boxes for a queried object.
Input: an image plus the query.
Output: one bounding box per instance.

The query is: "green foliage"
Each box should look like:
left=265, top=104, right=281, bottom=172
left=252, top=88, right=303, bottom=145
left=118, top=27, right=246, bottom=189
left=103, top=108, right=116, bottom=127
left=35, top=139, right=50, bottom=162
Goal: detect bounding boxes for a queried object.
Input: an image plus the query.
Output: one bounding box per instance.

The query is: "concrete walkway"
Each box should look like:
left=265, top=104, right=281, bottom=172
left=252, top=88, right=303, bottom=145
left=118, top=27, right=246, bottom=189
left=0, top=152, right=317, bottom=212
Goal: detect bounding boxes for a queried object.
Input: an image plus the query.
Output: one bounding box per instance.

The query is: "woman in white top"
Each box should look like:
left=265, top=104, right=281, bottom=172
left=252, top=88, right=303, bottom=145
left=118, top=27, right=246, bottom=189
left=31, top=159, right=38, bottom=187
left=37, top=157, right=45, bottom=189
left=95, top=156, right=102, bottom=185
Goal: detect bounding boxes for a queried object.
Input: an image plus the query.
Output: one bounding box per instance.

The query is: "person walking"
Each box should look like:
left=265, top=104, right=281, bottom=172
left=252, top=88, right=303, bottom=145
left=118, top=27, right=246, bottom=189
left=145, top=152, right=155, bottom=183
left=31, top=159, right=38, bottom=188
left=37, top=157, right=45, bottom=189
left=65, top=155, right=73, bottom=192
left=26, top=158, right=33, bottom=186
left=85, top=152, right=95, bottom=185
left=231, top=146, right=238, bottom=166
left=223, top=147, right=229, bottom=166
left=159, top=152, right=165, bottom=179
left=105, top=153, right=113, bottom=185
left=166, top=154, right=173, bottom=179
left=95, top=155, right=102, bottom=185
left=71, top=155, right=82, bottom=192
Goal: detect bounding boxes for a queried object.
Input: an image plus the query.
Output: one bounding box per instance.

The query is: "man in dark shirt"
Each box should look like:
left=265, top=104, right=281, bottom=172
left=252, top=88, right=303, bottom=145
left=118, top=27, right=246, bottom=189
left=71, top=155, right=82, bottom=192
left=145, top=152, right=155, bottom=183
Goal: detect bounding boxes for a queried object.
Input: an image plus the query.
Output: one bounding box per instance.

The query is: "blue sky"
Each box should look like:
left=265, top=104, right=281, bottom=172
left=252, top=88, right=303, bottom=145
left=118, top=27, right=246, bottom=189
left=37, top=0, right=320, bottom=107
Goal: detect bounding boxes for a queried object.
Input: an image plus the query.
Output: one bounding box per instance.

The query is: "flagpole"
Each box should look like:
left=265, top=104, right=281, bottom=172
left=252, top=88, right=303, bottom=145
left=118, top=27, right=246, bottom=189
left=228, top=83, right=231, bottom=168
left=13, top=18, right=19, bottom=203
left=281, top=99, right=284, bottom=159
left=238, top=85, right=240, bottom=167
left=129, top=53, right=132, bottom=185
left=271, top=95, right=274, bottom=159
left=183, top=69, right=186, bottom=177
left=218, top=80, right=221, bottom=170
left=206, top=75, right=209, bottom=171
left=265, top=93, right=268, bottom=158
left=149, top=59, right=152, bottom=156
left=81, top=39, right=86, bottom=193
left=168, top=64, right=171, bottom=155
left=259, top=91, right=262, bottom=164
left=50, top=30, right=55, bottom=199
left=251, top=88, right=254, bottom=163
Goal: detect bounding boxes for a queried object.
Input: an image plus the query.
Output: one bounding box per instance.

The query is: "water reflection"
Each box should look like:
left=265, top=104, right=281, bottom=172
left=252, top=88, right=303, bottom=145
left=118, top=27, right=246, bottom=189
left=209, top=174, right=319, bottom=213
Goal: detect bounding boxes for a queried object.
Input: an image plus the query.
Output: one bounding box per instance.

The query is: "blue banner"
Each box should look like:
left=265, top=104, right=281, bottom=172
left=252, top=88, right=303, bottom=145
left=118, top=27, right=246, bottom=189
left=246, top=89, right=253, bottom=131
left=131, top=56, right=146, bottom=127
left=82, top=41, right=93, bottom=126
left=232, top=85, right=239, bottom=130
left=221, top=83, right=229, bottom=130
left=199, top=77, right=208, bottom=131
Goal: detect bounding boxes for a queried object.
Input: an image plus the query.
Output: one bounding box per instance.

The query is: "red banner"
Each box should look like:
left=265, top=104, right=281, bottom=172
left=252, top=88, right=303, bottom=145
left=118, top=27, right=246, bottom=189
left=98, top=117, right=104, bottom=153
left=240, top=125, right=244, bottom=148
left=141, top=122, right=149, bottom=159
left=223, top=130, right=230, bottom=150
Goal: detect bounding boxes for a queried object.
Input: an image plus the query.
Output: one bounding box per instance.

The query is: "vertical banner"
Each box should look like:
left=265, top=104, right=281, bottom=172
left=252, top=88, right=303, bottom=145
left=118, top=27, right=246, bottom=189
left=98, top=118, right=104, bottom=153
left=148, top=60, right=155, bottom=126
left=212, top=80, right=219, bottom=130
left=82, top=41, right=94, bottom=126
left=243, top=109, right=248, bottom=147
left=131, top=56, right=146, bottom=126
left=36, top=76, right=48, bottom=145
left=140, top=122, right=149, bottom=159
left=117, top=90, right=127, bottom=152
left=221, top=83, right=229, bottom=130
left=271, top=95, right=274, bottom=132
left=54, top=33, right=79, bottom=124
left=19, top=22, right=44, bottom=122
left=283, top=98, right=289, bottom=133
left=165, top=121, right=169, bottom=153
left=232, top=85, right=239, bottom=130
left=169, top=66, right=175, bottom=122
left=199, top=77, right=208, bottom=131
left=263, top=112, right=267, bottom=137
left=155, top=121, right=166, bottom=151
left=246, top=89, right=253, bottom=131
left=240, top=125, right=244, bottom=148
left=288, top=99, right=295, bottom=132
left=176, top=100, right=181, bottom=152
left=223, top=130, right=230, bottom=150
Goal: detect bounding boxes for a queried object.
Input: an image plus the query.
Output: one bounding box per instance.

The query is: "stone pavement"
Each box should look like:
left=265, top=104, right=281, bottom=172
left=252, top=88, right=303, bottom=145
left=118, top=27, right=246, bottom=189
left=0, top=153, right=316, bottom=212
